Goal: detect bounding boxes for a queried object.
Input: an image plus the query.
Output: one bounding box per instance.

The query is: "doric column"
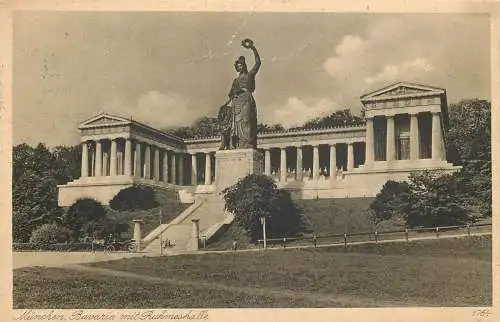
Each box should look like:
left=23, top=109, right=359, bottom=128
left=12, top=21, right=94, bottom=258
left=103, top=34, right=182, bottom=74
left=386, top=115, right=395, bottom=161
left=191, top=153, right=198, bottom=185
left=162, top=150, right=169, bottom=182
left=134, top=141, right=142, bottom=177
left=347, top=143, right=354, bottom=170
left=153, top=147, right=160, bottom=181
left=313, top=145, right=320, bottom=179
left=102, top=147, right=108, bottom=176
left=204, top=153, right=212, bottom=185
left=170, top=153, right=177, bottom=184
left=144, top=144, right=151, bottom=179
left=410, top=113, right=420, bottom=160
left=124, top=139, right=132, bottom=176
left=296, top=146, right=303, bottom=181
left=81, top=141, right=88, bottom=178
left=110, top=139, right=117, bottom=176
left=432, top=112, right=444, bottom=161
left=90, top=144, right=95, bottom=176
left=329, top=144, right=336, bottom=177
left=365, top=117, right=374, bottom=166
left=264, top=149, right=271, bottom=176
left=178, top=154, right=184, bottom=185
left=280, top=148, right=287, bottom=182
left=95, top=140, right=102, bottom=176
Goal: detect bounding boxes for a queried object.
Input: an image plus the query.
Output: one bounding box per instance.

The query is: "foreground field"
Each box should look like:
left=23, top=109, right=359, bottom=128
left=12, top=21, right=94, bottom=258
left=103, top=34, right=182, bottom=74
left=14, top=236, right=491, bottom=308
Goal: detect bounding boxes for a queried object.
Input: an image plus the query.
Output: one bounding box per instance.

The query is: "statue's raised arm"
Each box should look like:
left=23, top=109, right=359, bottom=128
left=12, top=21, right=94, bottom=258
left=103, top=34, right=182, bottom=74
left=242, top=38, right=261, bottom=76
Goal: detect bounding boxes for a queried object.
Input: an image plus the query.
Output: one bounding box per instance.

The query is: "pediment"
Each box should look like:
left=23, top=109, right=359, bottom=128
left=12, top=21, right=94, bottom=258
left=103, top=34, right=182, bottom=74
left=79, top=113, right=132, bottom=129
left=361, top=82, right=445, bottom=101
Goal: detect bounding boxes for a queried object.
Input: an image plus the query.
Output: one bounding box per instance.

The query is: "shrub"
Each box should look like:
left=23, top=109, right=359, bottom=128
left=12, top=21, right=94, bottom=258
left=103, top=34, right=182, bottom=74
left=61, top=198, right=106, bottom=242
left=109, top=185, right=159, bottom=211
left=29, top=223, right=71, bottom=247
left=370, top=172, right=472, bottom=229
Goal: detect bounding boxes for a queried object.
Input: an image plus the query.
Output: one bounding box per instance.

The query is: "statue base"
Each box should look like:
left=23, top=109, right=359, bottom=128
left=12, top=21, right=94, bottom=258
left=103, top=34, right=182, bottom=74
left=215, top=148, right=263, bottom=194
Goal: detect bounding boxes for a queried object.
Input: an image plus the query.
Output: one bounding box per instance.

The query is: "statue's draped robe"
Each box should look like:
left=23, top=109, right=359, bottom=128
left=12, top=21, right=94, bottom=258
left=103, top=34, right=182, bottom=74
left=228, top=66, right=259, bottom=149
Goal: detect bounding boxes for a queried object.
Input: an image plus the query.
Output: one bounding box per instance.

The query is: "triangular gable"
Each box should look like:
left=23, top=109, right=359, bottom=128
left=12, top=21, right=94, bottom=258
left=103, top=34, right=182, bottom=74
left=361, top=82, right=445, bottom=101
left=79, top=112, right=132, bottom=129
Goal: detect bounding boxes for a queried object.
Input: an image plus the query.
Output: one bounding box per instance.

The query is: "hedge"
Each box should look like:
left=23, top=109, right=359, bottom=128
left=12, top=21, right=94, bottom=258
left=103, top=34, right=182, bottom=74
left=13, top=242, right=98, bottom=252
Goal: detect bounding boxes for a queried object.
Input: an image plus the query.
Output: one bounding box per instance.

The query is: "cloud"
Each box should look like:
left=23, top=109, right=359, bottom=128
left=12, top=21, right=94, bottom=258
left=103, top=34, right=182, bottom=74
left=364, top=58, right=434, bottom=85
left=104, top=91, right=199, bottom=129
left=259, top=96, right=341, bottom=128
left=322, top=18, right=441, bottom=109
left=323, top=35, right=368, bottom=77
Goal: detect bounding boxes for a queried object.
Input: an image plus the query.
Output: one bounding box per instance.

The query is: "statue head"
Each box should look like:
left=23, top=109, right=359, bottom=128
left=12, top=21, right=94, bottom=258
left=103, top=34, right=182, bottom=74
left=234, top=56, right=247, bottom=73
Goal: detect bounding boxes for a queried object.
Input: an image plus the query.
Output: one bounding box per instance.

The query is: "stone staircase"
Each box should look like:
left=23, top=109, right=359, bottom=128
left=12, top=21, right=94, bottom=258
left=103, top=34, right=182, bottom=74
left=142, top=193, right=232, bottom=254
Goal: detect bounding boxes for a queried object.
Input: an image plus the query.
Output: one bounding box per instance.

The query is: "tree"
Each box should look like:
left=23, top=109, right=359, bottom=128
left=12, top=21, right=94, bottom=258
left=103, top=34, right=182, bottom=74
left=222, top=174, right=303, bottom=242
left=166, top=117, right=220, bottom=139
left=370, top=180, right=410, bottom=224
left=61, top=198, right=106, bottom=242
left=109, top=185, right=159, bottom=211
left=405, top=171, right=470, bottom=227
left=291, top=109, right=364, bottom=131
left=370, top=171, right=474, bottom=228
left=257, top=123, right=285, bottom=133
left=51, top=145, right=81, bottom=184
left=446, top=99, right=491, bottom=218
left=12, top=170, right=59, bottom=242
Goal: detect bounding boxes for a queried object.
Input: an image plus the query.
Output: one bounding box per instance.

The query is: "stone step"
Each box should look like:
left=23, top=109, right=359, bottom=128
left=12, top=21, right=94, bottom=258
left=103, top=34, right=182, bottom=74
left=143, top=223, right=192, bottom=253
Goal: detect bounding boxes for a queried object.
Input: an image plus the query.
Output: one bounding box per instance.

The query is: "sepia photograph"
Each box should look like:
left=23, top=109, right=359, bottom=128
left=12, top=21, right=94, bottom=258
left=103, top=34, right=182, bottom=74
left=8, top=6, right=493, bottom=318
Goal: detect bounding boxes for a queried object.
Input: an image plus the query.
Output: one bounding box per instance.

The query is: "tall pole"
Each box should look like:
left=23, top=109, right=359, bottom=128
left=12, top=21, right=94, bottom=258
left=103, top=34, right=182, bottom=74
left=263, top=219, right=267, bottom=249
left=159, top=208, right=163, bottom=256
left=261, top=216, right=267, bottom=249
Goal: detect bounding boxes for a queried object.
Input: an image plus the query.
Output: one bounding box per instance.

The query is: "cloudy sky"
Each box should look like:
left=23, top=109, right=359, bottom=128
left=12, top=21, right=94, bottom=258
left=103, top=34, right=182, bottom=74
left=13, top=12, right=490, bottom=147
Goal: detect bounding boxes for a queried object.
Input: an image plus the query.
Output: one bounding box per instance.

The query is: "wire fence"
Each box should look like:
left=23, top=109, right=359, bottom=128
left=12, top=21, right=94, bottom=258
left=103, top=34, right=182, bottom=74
left=255, top=223, right=492, bottom=249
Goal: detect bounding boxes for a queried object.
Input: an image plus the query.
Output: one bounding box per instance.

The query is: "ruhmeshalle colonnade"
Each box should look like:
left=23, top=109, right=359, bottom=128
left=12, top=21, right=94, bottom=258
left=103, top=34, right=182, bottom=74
left=58, top=82, right=459, bottom=206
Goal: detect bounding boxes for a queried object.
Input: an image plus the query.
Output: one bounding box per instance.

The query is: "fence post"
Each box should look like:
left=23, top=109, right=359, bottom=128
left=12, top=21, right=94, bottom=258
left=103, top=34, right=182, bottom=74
left=405, top=228, right=409, bottom=243
left=435, top=226, right=440, bottom=239
left=467, top=224, right=471, bottom=238
left=374, top=231, right=378, bottom=244
left=313, top=234, right=317, bottom=248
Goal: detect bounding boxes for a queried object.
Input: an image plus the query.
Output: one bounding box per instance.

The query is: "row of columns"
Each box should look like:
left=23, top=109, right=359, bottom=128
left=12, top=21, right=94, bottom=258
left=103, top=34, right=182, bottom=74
left=81, top=138, right=215, bottom=186
left=263, top=142, right=359, bottom=182
left=190, top=152, right=213, bottom=186
left=364, top=112, right=443, bottom=165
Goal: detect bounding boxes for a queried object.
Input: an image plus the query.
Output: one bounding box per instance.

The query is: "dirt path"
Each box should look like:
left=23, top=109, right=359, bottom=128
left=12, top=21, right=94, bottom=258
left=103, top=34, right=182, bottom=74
left=65, top=263, right=436, bottom=308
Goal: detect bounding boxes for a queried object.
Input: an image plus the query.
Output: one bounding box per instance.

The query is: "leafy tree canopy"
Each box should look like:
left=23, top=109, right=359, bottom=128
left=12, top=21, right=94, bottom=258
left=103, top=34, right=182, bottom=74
left=166, top=108, right=364, bottom=138
left=290, top=109, right=365, bottom=131
left=12, top=143, right=81, bottom=242
left=222, top=174, right=304, bottom=242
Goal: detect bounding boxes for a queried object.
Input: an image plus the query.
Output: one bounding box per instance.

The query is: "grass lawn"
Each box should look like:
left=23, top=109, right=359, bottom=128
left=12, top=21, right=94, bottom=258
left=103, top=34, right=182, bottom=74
left=14, top=267, right=317, bottom=308
left=13, top=236, right=491, bottom=308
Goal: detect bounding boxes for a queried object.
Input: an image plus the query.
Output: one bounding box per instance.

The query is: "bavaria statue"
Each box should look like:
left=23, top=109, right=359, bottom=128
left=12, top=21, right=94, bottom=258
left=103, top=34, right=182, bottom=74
left=218, top=38, right=261, bottom=150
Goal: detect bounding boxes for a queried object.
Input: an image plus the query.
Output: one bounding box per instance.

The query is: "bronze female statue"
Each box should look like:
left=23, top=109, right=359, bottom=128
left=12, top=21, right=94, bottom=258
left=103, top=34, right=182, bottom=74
left=218, top=38, right=261, bottom=150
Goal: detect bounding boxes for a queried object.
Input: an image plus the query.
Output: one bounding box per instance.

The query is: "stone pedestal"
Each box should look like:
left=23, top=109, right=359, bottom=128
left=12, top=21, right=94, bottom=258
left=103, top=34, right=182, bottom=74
left=188, top=219, right=200, bottom=251
left=215, top=149, right=263, bottom=193
left=132, top=219, right=144, bottom=251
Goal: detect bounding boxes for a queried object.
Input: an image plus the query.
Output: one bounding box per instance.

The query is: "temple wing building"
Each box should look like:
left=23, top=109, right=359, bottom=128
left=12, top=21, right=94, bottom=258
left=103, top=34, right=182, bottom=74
left=58, top=82, right=459, bottom=207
